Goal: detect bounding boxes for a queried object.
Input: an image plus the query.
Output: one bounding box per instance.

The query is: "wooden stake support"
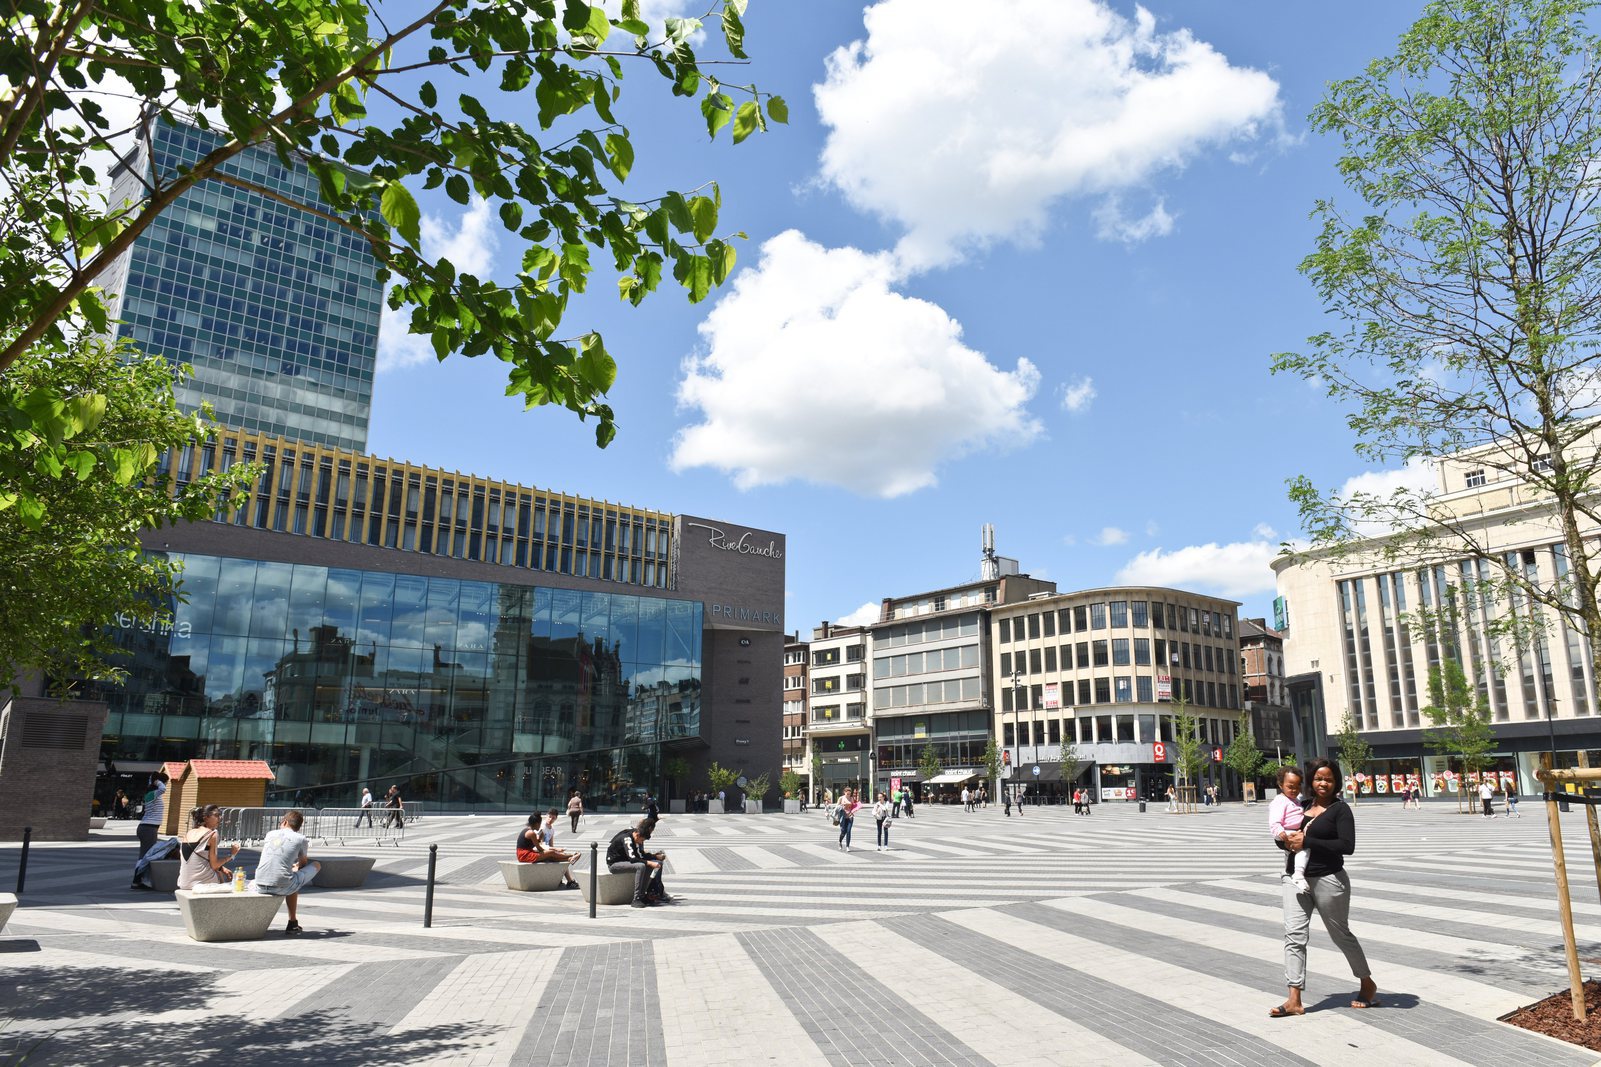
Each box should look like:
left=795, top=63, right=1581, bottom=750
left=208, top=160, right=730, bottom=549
left=1539, top=764, right=1596, bottom=1021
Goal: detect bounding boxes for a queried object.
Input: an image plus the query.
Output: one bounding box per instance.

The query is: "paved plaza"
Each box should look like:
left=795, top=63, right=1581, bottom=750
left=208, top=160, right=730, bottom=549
left=1, top=801, right=1598, bottom=1065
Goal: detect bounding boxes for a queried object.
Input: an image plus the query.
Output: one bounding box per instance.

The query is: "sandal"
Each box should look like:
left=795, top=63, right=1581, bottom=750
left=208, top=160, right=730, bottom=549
left=1268, top=1004, right=1304, bottom=1018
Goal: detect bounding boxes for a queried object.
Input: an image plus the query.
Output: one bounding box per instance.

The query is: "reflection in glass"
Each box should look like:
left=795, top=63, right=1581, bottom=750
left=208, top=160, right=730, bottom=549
left=97, top=552, right=709, bottom=812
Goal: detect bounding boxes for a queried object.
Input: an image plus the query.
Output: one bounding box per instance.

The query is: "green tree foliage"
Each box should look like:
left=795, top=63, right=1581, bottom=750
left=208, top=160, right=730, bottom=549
left=981, top=737, right=1001, bottom=793
left=1334, top=712, right=1373, bottom=803
left=1272, top=0, right=1601, bottom=698
left=1423, top=658, right=1497, bottom=812
left=1223, top=711, right=1265, bottom=802
left=1171, top=701, right=1207, bottom=795
left=704, top=760, right=739, bottom=796
left=742, top=770, right=770, bottom=803
left=778, top=767, right=800, bottom=798
left=0, top=337, right=254, bottom=693
left=0, top=0, right=781, bottom=449
left=917, top=742, right=942, bottom=784
left=1057, top=742, right=1087, bottom=790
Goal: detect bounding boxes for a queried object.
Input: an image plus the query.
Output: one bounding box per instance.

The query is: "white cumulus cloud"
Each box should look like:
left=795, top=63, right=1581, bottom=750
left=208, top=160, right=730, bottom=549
left=814, top=0, right=1282, bottom=267
left=1061, top=377, right=1097, bottom=413
left=835, top=601, right=882, bottom=626
left=1093, top=196, right=1176, bottom=243
left=378, top=198, right=500, bottom=371
left=1116, top=538, right=1281, bottom=599
left=1335, top=458, right=1437, bottom=503
left=1094, top=526, right=1129, bottom=546
left=670, top=230, right=1041, bottom=497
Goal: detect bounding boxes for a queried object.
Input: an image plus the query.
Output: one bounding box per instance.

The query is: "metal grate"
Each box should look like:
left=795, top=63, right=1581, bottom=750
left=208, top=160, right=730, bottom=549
left=18, top=712, right=88, bottom=750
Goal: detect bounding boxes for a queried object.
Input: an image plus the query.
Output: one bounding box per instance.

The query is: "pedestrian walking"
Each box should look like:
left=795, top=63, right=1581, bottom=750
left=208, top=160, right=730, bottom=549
left=382, top=784, right=405, bottom=828
left=1268, top=758, right=1380, bottom=1018
left=1478, top=778, right=1496, bottom=818
left=903, top=789, right=915, bottom=818
left=357, top=785, right=374, bottom=827
left=1072, top=788, right=1082, bottom=815
left=874, top=792, right=892, bottom=851
left=837, top=788, right=860, bottom=851
left=130, top=771, right=168, bottom=889
left=891, top=786, right=902, bottom=818
left=1166, top=786, right=1177, bottom=813
left=567, top=789, right=584, bottom=833
left=961, top=786, right=971, bottom=812
left=1014, top=785, right=1025, bottom=816
left=1504, top=779, right=1520, bottom=818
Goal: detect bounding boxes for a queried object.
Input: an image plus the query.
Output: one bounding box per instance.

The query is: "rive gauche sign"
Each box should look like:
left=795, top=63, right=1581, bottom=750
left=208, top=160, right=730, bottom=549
left=685, top=521, right=784, bottom=561
left=678, top=515, right=785, bottom=631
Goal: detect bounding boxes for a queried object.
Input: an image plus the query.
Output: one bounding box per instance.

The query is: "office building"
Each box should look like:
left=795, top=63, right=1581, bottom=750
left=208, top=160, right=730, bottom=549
left=989, top=587, right=1244, bottom=802
left=805, top=622, right=872, bottom=796
left=782, top=633, right=809, bottom=788
left=101, top=118, right=381, bottom=451
left=20, top=117, right=787, bottom=811
left=1274, top=434, right=1601, bottom=798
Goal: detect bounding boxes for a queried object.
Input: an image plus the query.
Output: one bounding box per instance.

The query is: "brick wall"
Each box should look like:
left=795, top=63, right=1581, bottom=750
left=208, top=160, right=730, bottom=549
left=0, top=697, right=108, bottom=841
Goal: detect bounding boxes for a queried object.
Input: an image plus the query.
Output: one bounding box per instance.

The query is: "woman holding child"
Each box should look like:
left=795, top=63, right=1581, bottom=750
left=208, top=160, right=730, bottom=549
left=1270, top=758, right=1380, bottom=1018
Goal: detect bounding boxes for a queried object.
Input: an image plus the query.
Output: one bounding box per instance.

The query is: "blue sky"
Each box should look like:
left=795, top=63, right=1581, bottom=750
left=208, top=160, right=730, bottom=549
left=367, top=0, right=1435, bottom=633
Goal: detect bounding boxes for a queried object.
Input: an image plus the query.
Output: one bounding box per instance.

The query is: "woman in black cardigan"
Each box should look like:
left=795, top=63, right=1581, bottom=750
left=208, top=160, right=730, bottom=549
left=1270, top=757, right=1381, bottom=1017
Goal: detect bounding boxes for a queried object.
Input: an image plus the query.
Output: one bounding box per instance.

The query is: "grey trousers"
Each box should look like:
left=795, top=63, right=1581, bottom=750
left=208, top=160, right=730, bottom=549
left=1283, top=869, right=1371, bottom=989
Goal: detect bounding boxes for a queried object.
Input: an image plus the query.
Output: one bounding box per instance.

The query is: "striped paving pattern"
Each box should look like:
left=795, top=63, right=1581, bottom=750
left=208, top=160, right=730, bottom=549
left=0, top=802, right=1597, bottom=1065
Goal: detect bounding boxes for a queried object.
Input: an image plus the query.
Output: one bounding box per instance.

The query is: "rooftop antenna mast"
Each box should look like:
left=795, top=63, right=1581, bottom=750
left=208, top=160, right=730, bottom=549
left=980, top=523, right=999, bottom=581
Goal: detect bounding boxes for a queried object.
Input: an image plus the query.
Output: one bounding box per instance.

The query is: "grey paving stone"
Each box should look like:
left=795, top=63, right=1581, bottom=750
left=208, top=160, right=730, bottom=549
left=1007, top=899, right=1594, bottom=1067
left=737, top=926, right=989, bottom=1067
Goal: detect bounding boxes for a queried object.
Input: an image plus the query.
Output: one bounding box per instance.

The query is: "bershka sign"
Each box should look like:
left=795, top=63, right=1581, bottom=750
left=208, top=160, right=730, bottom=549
left=685, top=521, right=783, bottom=562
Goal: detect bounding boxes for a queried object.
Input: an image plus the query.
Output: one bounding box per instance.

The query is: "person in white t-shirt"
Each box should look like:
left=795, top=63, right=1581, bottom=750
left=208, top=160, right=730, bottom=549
left=1478, top=779, right=1496, bottom=818
left=251, top=810, right=321, bottom=933
left=358, top=786, right=374, bottom=827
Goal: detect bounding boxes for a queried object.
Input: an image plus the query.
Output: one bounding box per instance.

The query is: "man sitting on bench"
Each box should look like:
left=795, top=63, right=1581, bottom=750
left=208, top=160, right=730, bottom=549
left=606, top=820, right=669, bottom=908
left=250, top=810, right=320, bottom=934
left=517, top=812, right=578, bottom=888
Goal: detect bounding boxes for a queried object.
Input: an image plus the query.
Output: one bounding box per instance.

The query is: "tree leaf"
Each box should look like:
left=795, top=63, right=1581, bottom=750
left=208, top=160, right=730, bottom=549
left=701, top=92, right=733, bottom=139
left=766, top=95, right=789, bottom=124
left=732, top=101, right=759, bottom=144
left=687, top=196, right=717, bottom=243
left=604, top=132, right=633, bottom=181
left=381, top=181, right=422, bottom=246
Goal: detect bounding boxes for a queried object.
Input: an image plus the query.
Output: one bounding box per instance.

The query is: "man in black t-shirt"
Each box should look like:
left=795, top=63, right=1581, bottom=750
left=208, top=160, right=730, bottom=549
left=606, top=823, right=666, bottom=907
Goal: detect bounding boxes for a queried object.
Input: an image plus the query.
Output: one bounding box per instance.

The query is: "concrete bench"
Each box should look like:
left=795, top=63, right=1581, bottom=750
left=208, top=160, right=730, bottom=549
left=0, top=892, right=15, bottom=933
left=176, top=890, right=284, bottom=942
left=311, top=857, right=376, bottom=889
left=581, top=871, right=638, bottom=906
left=147, top=860, right=180, bottom=892
left=499, top=860, right=571, bottom=891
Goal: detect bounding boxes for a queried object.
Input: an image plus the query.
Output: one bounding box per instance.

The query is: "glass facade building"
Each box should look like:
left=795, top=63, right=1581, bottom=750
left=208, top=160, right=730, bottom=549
left=103, top=121, right=381, bottom=450
left=167, top=426, right=676, bottom=589
left=91, top=553, right=703, bottom=810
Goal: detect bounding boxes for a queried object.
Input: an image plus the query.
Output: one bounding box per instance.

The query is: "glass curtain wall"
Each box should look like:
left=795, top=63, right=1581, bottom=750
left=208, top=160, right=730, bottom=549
left=88, top=553, right=702, bottom=810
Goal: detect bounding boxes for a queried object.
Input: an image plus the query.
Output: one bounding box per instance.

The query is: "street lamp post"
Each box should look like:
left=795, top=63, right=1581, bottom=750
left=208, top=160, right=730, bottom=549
left=1011, top=670, right=1024, bottom=808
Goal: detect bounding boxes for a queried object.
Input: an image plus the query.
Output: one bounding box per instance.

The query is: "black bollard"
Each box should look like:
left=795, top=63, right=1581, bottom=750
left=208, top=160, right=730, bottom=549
left=423, top=843, right=437, bottom=927
left=589, top=841, right=598, bottom=919
left=15, top=826, right=31, bottom=895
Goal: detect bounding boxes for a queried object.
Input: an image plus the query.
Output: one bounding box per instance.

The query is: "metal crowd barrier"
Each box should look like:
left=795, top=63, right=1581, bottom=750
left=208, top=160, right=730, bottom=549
left=218, top=807, right=302, bottom=846
left=317, top=806, right=408, bottom=846
left=218, top=803, right=424, bottom=847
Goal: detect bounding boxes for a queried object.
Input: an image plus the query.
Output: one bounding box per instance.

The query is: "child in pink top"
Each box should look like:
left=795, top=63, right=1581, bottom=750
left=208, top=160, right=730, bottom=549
left=1269, top=766, right=1310, bottom=894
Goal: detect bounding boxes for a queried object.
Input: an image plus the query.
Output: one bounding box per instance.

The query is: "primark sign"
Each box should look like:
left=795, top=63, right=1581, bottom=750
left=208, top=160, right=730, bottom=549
left=676, top=514, right=786, bottom=632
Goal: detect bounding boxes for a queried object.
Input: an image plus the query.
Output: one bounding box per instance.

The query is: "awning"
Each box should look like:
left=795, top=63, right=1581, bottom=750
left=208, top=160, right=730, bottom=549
left=927, top=771, right=976, bottom=785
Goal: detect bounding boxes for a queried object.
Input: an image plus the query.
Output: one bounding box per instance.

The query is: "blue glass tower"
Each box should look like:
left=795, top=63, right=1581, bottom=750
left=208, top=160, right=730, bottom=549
left=103, top=120, right=381, bottom=451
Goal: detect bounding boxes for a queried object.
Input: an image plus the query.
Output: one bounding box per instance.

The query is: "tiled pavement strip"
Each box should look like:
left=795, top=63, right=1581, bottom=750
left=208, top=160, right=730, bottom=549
left=1, top=803, right=1600, bottom=1065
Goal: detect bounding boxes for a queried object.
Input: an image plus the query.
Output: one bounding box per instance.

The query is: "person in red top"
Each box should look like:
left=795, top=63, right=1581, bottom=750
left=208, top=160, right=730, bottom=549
left=836, top=788, right=860, bottom=852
